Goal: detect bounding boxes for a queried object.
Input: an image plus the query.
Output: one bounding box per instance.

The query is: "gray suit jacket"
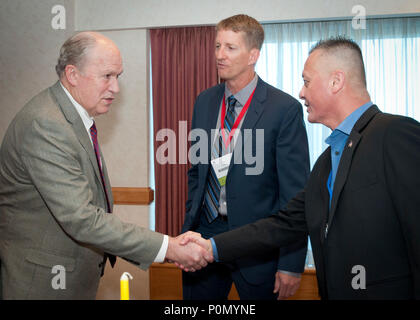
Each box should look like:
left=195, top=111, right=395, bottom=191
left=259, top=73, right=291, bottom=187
left=0, top=81, right=163, bottom=299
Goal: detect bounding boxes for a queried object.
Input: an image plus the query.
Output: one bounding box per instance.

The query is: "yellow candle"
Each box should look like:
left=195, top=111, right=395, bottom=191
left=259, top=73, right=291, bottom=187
left=120, top=272, right=133, bottom=300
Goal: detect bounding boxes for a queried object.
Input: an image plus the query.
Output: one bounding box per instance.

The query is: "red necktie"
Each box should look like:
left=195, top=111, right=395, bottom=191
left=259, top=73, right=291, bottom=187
left=89, top=122, right=111, bottom=213
left=90, top=122, right=116, bottom=269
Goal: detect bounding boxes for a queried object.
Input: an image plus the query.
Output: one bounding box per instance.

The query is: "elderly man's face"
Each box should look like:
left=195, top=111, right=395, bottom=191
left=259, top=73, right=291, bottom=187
left=74, top=41, right=123, bottom=117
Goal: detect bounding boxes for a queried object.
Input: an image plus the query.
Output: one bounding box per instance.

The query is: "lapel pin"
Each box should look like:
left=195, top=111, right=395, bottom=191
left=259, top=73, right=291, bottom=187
left=348, top=140, right=353, bottom=148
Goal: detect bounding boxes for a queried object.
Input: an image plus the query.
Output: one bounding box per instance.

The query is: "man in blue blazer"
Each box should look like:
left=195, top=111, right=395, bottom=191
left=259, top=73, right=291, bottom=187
left=181, top=14, right=310, bottom=300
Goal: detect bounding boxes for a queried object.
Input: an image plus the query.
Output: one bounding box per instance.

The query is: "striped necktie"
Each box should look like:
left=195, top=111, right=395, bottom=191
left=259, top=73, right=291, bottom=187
left=203, top=95, right=237, bottom=223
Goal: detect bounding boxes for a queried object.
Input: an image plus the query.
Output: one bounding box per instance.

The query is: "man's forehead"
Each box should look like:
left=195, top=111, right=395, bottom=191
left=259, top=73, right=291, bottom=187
left=301, top=63, right=311, bottom=78
left=216, top=29, right=245, bottom=40
left=302, top=51, right=323, bottom=76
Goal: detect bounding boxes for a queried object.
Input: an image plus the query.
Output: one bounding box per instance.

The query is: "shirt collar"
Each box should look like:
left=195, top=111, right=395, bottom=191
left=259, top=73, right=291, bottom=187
left=335, top=101, right=373, bottom=135
left=60, top=81, right=94, bottom=132
left=325, top=102, right=373, bottom=146
left=225, top=73, right=258, bottom=106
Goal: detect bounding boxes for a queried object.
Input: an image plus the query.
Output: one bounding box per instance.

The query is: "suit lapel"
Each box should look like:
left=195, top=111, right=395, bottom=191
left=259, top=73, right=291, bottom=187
left=199, top=84, right=224, bottom=183
left=227, top=77, right=266, bottom=174
left=206, top=84, right=225, bottom=144
left=317, top=149, right=332, bottom=243
left=99, top=147, right=114, bottom=208
left=328, top=133, right=361, bottom=226
left=49, top=81, right=109, bottom=205
left=328, top=105, right=381, bottom=226
left=238, top=77, right=266, bottom=148
left=319, top=150, right=331, bottom=210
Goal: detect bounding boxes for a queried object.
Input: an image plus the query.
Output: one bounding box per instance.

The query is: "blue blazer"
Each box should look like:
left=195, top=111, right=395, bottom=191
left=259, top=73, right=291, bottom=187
left=182, top=77, right=310, bottom=284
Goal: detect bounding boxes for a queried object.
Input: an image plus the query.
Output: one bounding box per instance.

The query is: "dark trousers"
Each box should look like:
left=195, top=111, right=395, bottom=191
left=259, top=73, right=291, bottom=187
left=182, top=212, right=276, bottom=300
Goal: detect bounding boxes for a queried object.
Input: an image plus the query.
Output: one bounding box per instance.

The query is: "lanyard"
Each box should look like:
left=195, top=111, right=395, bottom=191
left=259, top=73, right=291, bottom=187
left=220, top=88, right=256, bottom=148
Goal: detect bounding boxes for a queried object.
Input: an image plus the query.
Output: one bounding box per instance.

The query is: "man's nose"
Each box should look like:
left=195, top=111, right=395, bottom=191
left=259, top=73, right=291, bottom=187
left=215, top=47, right=225, bottom=60
left=299, top=87, right=304, bottom=100
left=110, top=77, right=120, bottom=93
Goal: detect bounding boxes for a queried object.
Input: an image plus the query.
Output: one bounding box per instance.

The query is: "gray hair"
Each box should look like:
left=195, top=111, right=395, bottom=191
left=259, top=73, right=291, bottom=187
left=55, top=32, right=98, bottom=78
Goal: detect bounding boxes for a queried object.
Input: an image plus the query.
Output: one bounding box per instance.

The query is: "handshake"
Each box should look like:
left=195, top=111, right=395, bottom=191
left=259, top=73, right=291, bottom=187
left=164, top=232, right=214, bottom=272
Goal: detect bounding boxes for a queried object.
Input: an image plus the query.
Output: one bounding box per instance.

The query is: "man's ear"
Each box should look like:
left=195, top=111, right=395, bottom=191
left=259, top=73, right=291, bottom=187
left=248, top=48, right=260, bottom=66
left=330, top=70, right=345, bottom=94
left=64, top=65, right=79, bottom=87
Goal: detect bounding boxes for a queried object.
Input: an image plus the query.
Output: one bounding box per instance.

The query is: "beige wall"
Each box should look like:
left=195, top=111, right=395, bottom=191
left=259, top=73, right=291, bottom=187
left=1, top=0, right=419, bottom=300
left=94, top=29, right=152, bottom=300
left=0, top=0, right=75, bottom=139
left=75, top=0, right=420, bottom=30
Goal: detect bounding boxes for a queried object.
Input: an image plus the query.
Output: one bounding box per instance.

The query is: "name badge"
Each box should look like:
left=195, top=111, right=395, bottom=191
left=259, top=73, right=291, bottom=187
left=211, top=153, right=232, bottom=187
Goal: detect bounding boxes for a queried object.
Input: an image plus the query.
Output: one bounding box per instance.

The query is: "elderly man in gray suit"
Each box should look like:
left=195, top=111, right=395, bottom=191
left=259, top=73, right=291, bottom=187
left=0, top=32, right=211, bottom=299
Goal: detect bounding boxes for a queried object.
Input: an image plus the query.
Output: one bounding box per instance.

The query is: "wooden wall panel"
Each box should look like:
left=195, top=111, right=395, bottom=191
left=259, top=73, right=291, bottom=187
left=112, top=187, right=154, bottom=205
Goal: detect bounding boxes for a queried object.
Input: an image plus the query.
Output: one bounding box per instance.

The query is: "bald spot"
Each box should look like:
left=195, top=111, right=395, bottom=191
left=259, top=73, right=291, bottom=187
left=73, top=32, right=120, bottom=72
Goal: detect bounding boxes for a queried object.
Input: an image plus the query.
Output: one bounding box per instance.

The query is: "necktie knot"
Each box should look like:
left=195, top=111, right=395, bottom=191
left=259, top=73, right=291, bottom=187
left=227, top=95, right=237, bottom=111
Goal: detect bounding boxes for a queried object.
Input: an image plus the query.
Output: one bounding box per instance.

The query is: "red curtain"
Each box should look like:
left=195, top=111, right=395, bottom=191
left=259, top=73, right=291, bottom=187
left=150, top=26, right=217, bottom=236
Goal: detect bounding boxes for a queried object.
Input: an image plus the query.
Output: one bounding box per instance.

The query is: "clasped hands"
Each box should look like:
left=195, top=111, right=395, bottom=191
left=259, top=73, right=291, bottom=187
left=165, top=232, right=213, bottom=272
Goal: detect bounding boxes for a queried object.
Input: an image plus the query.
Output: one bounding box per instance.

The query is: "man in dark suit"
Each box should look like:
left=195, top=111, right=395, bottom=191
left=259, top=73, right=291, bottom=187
left=182, top=37, right=420, bottom=299
left=181, top=14, right=310, bottom=300
left=0, top=31, right=211, bottom=299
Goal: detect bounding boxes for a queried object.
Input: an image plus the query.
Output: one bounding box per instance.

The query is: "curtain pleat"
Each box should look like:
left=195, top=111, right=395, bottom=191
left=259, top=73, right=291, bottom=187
left=150, top=26, right=217, bottom=236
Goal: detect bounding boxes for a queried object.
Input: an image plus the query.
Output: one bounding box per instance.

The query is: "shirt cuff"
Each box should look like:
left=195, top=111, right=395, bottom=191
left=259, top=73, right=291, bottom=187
left=154, top=234, right=169, bottom=263
left=210, top=238, right=219, bottom=262
left=277, top=270, right=302, bottom=278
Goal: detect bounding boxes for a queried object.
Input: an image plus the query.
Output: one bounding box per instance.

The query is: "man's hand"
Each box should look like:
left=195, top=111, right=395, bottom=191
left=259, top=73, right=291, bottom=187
left=273, top=271, right=301, bottom=300
left=179, top=231, right=212, bottom=252
left=165, top=232, right=213, bottom=272
left=171, top=231, right=213, bottom=271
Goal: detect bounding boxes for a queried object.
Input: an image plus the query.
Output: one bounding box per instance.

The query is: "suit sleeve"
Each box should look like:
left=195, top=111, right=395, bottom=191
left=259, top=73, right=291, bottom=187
left=275, top=101, right=310, bottom=273
left=20, top=117, right=164, bottom=270
left=383, top=116, right=420, bottom=298
left=213, top=189, right=308, bottom=262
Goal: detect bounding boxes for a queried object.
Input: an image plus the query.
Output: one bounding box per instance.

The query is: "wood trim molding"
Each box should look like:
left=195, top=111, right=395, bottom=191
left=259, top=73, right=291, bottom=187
left=112, top=187, right=154, bottom=205
left=150, top=263, right=320, bottom=300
